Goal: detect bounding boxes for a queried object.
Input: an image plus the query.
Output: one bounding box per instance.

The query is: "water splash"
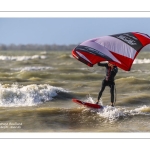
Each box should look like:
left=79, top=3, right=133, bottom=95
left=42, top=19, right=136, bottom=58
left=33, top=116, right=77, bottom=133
left=83, top=97, right=150, bottom=121
left=85, top=96, right=103, bottom=106
left=97, top=106, right=125, bottom=121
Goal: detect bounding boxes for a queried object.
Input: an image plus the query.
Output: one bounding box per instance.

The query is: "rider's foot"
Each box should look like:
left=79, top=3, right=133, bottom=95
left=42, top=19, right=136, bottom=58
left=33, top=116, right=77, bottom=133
left=111, top=103, right=114, bottom=107
left=96, top=100, right=99, bottom=105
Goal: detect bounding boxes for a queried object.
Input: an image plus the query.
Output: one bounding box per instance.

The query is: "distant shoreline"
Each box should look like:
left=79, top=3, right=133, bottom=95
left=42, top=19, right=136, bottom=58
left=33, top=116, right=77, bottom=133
left=0, top=43, right=150, bottom=51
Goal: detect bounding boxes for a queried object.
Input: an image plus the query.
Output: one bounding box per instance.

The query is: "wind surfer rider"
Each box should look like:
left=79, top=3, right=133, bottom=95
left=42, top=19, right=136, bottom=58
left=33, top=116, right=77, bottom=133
left=96, top=62, right=118, bottom=107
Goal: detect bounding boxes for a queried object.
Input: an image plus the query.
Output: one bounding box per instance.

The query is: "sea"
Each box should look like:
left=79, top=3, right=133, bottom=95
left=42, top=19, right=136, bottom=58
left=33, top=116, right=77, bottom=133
left=0, top=50, right=150, bottom=135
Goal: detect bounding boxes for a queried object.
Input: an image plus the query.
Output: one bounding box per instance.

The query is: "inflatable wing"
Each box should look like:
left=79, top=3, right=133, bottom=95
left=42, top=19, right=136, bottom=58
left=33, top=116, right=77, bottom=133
left=72, top=32, right=150, bottom=71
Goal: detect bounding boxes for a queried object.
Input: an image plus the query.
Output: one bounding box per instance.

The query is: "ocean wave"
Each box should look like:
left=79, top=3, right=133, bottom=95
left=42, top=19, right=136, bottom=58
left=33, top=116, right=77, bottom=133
left=57, top=54, right=72, bottom=59
left=0, top=55, right=46, bottom=61
left=0, top=84, right=69, bottom=107
left=116, top=76, right=150, bottom=84
left=122, top=94, right=150, bottom=104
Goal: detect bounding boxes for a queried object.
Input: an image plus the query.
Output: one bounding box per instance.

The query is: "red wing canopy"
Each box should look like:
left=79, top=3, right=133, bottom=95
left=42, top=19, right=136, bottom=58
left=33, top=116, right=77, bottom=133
left=72, top=32, right=150, bottom=71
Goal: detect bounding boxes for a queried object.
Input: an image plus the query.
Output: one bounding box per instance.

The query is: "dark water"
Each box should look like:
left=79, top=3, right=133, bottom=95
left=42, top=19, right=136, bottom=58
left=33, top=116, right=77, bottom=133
left=0, top=50, right=150, bottom=132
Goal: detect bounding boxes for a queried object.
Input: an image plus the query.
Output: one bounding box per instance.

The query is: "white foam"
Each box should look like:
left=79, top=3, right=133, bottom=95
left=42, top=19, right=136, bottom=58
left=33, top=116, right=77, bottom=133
left=40, top=51, right=47, bottom=55
left=11, top=66, right=54, bottom=72
left=133, top=58, right=150, bottom=64
left=0, top=55, right=46, bottom=61
left=96, top=105, right=150, bottom=121
left=127, top=105, right=150, bottom=115
left=85, top=97, right=150, bottom=121
left=0, top=84, right=68, bottom=107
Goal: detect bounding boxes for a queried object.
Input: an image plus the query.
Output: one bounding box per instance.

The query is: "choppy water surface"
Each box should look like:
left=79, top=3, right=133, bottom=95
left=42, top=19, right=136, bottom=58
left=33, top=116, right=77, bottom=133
left=0, top=50, right=150, bottom=132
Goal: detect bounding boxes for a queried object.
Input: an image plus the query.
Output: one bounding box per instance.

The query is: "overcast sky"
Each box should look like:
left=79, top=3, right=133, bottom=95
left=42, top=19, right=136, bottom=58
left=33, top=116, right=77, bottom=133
left=1, top=18, right=150, bottom=45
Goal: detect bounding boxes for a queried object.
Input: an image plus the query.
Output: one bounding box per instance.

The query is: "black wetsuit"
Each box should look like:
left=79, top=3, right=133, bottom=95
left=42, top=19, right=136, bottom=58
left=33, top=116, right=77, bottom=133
left=97, top=62, right=118, bottom=103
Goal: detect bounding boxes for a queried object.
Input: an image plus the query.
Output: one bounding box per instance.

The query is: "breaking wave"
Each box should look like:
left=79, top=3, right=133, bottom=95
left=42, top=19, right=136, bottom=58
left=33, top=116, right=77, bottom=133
left=0, top=55, right=46, bottom=61
left=0, top=84, right=69, bottom=107
left=11, top=66, right=54, bottom=72
left=133, top=58, right=150, bottom=64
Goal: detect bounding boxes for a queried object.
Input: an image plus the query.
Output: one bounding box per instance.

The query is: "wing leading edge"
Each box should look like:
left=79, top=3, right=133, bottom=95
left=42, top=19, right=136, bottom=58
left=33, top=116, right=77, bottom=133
left=72, top=32, right=150, bottom=71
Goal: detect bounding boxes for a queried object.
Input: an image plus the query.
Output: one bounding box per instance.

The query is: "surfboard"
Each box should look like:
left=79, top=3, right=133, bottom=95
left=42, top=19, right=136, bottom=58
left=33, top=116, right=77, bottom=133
left=72, top=98, right=103, bottom=109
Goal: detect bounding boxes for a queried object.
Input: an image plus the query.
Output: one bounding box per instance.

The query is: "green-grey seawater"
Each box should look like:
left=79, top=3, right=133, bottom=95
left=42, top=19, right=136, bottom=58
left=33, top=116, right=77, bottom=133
left=0, top=50, right=150, bottom=132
